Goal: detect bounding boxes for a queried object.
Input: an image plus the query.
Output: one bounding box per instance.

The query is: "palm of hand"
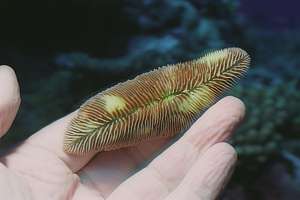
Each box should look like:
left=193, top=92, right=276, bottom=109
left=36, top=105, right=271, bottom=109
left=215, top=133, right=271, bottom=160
left=0, top=66, right=245, bottom=200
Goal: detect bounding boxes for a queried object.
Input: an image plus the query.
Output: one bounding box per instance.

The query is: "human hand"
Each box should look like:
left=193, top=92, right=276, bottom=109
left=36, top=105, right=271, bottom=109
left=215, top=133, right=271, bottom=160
left=0, top=65, right=245, bottom=200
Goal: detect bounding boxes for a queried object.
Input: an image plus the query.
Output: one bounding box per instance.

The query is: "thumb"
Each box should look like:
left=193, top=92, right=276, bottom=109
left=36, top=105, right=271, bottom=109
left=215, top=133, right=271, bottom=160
left=0, top=65, right=21, bottom=138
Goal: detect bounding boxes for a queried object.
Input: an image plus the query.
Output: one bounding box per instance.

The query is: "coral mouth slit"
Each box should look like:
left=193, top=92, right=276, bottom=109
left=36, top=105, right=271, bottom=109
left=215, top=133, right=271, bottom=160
left=63, top=47, right=250, bottom=155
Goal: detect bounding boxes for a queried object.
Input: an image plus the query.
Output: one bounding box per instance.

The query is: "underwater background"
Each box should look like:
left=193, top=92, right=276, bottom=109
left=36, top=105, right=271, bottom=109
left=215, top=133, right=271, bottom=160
left=0, top=0, right=299, bottom=199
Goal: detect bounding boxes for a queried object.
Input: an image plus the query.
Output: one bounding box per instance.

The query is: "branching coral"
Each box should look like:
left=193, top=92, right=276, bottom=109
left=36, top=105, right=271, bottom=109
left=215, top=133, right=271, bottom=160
left=231, top=81, right=300, bottom=172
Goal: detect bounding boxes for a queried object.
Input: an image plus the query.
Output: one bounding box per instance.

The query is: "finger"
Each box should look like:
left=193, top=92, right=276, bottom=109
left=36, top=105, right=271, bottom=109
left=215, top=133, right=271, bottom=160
left=165, top=143, right=237, bottom=200
left=0, top=66, right=21, bottom=138
left=107, top=96, right=245, bottom=200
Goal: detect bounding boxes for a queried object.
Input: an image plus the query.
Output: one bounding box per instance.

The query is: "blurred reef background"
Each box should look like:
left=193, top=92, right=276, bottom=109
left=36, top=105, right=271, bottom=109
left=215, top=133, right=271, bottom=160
left=0, top=0, right=300, bottom=199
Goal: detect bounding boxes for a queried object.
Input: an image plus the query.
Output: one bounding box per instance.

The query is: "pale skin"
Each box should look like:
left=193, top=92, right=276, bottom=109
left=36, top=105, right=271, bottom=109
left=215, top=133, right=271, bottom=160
left=0, top=65, right=245, bottom=200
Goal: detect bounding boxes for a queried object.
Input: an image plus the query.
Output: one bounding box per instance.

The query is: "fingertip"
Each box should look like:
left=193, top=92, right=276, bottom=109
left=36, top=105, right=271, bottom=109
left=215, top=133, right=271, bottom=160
left=0, top=65, right=19, bottom=87
left=219, top=96, right=246, bottom=119
left=206, top=142, right=237, bottom=164
left=0, top=65, right=21, bottom=137
left=0, top=65, right=21, bottom=103
left=0, top=65, right=15, bottom=74
left=201, top=96, right=246, bottom=130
